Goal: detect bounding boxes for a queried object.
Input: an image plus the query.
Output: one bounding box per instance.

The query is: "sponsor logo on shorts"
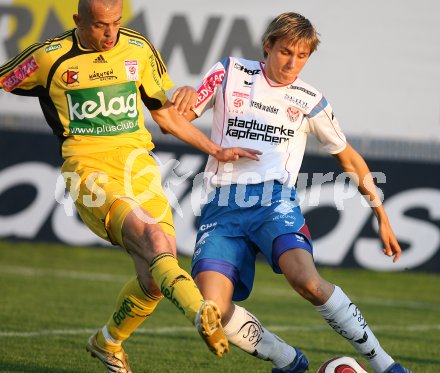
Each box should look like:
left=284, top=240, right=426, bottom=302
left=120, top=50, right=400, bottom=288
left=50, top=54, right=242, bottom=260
left=195, top=232, right=210, bottom=247
left=274, top=201, right=295, bottom=215
left=272, top=214, right=296, bottom=221
left=193, top=247, right=202, bottom=259
left=200, top=222, right=217, bottom=231
left=295, top=234, right=305, bottom=242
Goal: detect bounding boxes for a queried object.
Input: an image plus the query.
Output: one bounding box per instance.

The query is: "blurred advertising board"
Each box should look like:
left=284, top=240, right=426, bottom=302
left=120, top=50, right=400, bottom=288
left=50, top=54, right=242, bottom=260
left=1, top=129, right=439, bottom=272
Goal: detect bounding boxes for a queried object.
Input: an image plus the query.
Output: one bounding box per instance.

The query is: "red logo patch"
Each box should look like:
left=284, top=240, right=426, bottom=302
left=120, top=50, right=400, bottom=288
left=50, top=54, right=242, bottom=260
left=232, top=91, right=249, bottom=99
left=233, top=98, right=244, bottom=107
left=195, top=69, right=225, bottom=108
left=286, top=106, right=300, bottom=122
left=1, top=56, right=39, bottom=91
left=62, top=70, right=79, bottom=85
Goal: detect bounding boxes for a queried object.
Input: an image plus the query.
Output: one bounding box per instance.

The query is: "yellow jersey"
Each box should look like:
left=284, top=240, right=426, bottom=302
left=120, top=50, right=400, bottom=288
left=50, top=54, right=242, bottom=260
left=0, top=27, right=173, bottom=158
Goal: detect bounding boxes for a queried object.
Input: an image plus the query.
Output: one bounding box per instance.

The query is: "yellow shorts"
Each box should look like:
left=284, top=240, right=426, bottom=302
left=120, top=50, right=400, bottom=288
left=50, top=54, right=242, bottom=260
left=61, top=147, right=175, bottom=247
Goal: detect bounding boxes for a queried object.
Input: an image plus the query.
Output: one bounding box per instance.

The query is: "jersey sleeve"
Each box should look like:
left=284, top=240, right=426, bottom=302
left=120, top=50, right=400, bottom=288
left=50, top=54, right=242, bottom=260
left=139, top=44, right=174, bottom=110
left=192, top=58, right=228, bottom=117
left=306, top=96, right=347, bottom=154
left=0, top=43, right=49, bottom=95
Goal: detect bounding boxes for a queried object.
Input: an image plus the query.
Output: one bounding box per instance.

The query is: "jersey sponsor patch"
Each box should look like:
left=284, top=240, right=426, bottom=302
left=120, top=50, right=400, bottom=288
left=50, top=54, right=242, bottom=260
left=250, top=100, right=280, bottom=115
left=232, top=91, right=249, bottom=99
left=286, top=106, right=300, bottom=122
left=195, top=69, right=224, bottom=108
left=226, top=116, right=294, bottom=144
left=1, top=56, right=39, bottom=91
left=124, top=60, right=139, bottom=81
left=283, top=93, right=310, bottom=111
left=62, top=69, right=79, bottom=86
left=128, top=39, right=144, bottom=48
left=45, top=43, right=62, bottom=53
left=233, top=98, right=244, bottom=107
left=66, top=81, right=140, bottom=136
left=233, top=62, right=260, bottom=75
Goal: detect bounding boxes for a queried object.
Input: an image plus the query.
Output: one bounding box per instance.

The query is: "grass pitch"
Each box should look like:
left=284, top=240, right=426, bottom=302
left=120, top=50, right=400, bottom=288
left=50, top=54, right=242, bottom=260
left=0, top=240, right=439, bottom=372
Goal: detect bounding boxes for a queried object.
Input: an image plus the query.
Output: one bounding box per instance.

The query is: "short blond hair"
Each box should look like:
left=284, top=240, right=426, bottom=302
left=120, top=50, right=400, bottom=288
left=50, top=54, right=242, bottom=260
left=261, top=12, right=320, bottom=58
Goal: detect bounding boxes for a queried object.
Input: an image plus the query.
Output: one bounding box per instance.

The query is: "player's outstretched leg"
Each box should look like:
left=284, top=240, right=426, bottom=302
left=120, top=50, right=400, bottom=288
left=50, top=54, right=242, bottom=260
left=86, top=277, right=161, bottom=372
left=223, top=304, right=308, bottom=372
left=150, top=253, right=229, bottom=357
left=316, top=286, right=413, bottom=373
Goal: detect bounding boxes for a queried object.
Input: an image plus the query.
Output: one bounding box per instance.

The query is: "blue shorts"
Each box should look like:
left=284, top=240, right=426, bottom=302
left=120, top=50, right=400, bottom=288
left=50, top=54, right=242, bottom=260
left=191, top=181, right=313, bottom=301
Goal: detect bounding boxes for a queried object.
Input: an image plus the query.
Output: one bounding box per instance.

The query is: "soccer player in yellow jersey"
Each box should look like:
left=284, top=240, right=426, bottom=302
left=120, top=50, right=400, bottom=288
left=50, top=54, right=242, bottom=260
left=0, top=0, right=261, bottom=371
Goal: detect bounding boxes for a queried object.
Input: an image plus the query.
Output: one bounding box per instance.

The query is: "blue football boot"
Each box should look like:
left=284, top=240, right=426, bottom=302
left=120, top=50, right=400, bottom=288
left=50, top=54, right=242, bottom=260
left=385, top=363, right=413, bottom=373
left=272, top=348, right=309, bottom=373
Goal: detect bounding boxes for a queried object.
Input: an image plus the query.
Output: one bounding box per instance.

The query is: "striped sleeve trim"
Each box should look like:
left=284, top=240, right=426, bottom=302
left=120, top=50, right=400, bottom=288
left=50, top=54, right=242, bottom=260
left=0, top=30, right=73, bottom=76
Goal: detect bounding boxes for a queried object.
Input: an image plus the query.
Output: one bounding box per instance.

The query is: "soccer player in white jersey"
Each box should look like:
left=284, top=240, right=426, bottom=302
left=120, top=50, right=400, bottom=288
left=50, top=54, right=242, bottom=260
left=173, top=12, right=412, bottom=373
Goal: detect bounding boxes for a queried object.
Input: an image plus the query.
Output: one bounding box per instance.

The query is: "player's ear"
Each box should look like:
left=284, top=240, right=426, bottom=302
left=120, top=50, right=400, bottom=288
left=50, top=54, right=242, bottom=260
left=73, top=14, right=81, bottom=28
left=263, top=41, right=273, bottom=58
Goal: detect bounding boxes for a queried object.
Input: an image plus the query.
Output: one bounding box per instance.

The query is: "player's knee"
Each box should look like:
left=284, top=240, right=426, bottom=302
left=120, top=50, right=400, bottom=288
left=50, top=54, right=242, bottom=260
left=145, top=228, right=170, bottom=253
left=292, top=276, right=329, bottom=304
left=123, top=219, right=171, bottom=262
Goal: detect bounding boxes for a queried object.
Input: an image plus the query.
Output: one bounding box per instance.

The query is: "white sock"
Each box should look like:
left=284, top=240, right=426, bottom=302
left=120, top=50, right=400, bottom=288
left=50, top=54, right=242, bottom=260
left=315, top=286, right=394, bottom=373
left=223, top=304, right=295, bottom=369
left=102, top=325, right=122, bottom=346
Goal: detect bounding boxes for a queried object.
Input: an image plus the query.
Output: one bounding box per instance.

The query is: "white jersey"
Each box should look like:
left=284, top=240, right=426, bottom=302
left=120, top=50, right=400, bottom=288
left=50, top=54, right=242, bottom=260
left=193, top=57, right=347, bottom=188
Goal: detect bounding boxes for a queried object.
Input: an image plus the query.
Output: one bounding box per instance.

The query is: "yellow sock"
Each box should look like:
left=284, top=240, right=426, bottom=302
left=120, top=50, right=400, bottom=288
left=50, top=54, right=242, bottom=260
left=97, top=276, right=162, bottom=352
left=149, top=253, right=203, bottom=323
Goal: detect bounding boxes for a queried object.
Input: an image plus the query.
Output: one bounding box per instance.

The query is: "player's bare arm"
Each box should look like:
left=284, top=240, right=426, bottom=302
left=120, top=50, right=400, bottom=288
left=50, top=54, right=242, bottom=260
left=333, top=143, right=402, bottom=262
left=150, top=101, right=262, bottom=162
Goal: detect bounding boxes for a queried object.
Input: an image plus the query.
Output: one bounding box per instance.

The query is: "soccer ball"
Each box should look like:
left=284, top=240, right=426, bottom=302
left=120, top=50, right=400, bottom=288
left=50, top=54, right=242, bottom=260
left=317, top=356, right=368, bottom=373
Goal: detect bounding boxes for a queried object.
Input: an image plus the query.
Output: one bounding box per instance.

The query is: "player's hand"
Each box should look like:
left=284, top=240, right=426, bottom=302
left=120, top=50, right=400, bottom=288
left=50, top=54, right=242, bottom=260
left=378, top=219, right=402, bottom=262
left=171, top=86, right=198, bottom=115
left=213, top=147, right=262, bottom=162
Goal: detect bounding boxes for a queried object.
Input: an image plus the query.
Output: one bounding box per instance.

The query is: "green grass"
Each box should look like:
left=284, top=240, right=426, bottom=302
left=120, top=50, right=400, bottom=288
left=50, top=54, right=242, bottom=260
left=0, top=241, right=439, bottom=373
